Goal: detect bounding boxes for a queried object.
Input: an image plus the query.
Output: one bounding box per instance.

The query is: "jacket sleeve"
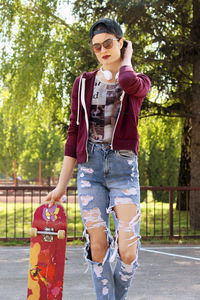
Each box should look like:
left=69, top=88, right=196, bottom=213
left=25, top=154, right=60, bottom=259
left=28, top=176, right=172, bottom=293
left=64, top=76, right=81, bottom=158
left=118, top=65, right=151, bottom=97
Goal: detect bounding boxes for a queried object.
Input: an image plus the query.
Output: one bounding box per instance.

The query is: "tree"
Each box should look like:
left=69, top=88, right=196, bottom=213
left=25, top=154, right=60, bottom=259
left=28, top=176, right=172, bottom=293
left=1, top=1, right=199, bottom=227
left=139, top=116, right=182, bottom=186
left=18, top=120, right=64, bottom=185
left=0, top=0, right=97, bottom=181
left=72, top=0, right=200, bottom=228
left=190, top=0, right=200, bottom=228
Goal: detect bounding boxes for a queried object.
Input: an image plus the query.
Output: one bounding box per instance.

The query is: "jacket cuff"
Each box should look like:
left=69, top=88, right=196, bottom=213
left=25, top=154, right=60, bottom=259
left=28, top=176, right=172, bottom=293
left=119, top=65, right=137, bottom=76
left=64, top=143, right=77, bottom=158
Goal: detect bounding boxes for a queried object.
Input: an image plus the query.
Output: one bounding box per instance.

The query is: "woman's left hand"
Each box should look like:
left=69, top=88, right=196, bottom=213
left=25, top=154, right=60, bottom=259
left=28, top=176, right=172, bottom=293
left=122, top=40, right=133, bottom=66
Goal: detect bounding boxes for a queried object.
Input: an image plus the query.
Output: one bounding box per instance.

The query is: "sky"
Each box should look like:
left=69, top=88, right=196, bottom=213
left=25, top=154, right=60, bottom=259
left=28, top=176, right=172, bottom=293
left=56, top=0, right=76, bottom=24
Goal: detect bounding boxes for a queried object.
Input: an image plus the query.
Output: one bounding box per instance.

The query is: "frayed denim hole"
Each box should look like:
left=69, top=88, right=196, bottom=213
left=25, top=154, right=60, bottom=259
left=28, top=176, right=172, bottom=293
left=85, top=242, right=92, bottom=261
left=109, top=208, right=119, bottom=263
left=110, top=203, right=141, bottom=263
left=84, top=232, right=112, bottom=267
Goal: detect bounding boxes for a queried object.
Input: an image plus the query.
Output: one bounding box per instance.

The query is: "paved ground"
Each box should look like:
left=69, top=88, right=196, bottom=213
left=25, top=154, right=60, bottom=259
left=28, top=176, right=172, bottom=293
left=0, top=245, right=200, bottom=300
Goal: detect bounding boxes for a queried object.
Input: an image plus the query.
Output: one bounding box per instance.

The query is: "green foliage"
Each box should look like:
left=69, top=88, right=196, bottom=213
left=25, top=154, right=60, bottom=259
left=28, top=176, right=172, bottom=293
left=72, top=0, right=194, bottom=116
left=18, top=123, right=64, bottom=183
left=0, top=0, right=97, bottom=180
left=0, top=0, right=190, bottom=186
left=71, top=0, right=200, bottom=213
left=138, top=116, right=182, bottom=187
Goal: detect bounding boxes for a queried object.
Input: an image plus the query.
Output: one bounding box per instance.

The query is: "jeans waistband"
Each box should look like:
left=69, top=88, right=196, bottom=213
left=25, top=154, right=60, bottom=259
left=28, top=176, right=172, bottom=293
left=87, top=140, right=137, bottom=156
left=88, top=140, right=111, bottom=150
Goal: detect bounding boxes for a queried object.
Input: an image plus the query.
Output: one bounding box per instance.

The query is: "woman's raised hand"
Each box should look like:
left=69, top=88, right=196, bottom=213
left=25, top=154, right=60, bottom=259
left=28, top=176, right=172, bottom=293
left=122, top=40, right=133, bottom=67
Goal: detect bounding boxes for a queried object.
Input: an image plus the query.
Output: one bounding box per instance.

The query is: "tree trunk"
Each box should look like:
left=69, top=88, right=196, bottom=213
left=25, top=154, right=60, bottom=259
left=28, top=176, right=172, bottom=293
left=177, top=117, right=191, bottom=210
left=190, top=0, right=200, bottom=229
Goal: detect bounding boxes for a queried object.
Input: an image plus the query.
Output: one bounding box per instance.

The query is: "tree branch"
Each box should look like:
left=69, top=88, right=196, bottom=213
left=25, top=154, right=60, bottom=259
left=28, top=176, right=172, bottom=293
left=0, top=1, right=72, bottom=29
left=177, top=66, right=192, bottom=81
left=22, top=5, right=71, bottom=29
left=140, top=112, right=193, bottom=119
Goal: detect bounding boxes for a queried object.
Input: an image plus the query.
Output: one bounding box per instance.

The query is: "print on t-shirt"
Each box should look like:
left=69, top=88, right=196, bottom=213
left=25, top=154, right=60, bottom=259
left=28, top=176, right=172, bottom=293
left=89, top=76, right=122, bottom=143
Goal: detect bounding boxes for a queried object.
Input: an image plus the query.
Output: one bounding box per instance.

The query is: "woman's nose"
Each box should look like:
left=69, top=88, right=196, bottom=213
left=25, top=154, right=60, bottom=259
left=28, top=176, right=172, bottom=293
left=100, top=45, right=107, bottom=52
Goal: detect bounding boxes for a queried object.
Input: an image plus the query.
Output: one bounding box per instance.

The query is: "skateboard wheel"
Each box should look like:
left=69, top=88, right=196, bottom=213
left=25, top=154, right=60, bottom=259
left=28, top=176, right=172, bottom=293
left=57, top=230, right=65, bottom=239
left=30, top=227, right=38, bottom=237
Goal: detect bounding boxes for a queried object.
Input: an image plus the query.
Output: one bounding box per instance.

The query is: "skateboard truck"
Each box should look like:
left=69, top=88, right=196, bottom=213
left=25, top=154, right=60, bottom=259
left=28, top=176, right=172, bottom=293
left=30, top=227, right=65, bottom=242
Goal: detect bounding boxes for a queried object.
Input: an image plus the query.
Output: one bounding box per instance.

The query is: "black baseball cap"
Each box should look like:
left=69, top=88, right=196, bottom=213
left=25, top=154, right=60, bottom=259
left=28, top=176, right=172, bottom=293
left=89, top=18, right=123, bottom=41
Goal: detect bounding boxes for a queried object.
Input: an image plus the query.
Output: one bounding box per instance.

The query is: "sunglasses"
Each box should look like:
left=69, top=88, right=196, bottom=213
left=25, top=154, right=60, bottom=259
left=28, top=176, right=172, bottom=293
left=91, top=38, right=120, bottom=53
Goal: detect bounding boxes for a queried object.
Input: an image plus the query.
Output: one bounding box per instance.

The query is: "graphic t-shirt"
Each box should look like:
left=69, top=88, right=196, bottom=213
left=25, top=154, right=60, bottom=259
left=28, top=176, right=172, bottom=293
left=89, top=75, right=123, bottom=144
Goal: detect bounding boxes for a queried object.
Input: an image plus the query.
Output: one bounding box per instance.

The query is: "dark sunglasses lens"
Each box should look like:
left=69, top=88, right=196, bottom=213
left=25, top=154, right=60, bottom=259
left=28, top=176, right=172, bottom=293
left=103, top=39, right=113, bottom=49
left=92, top=39, right=114, bottom=52
left=93, top=43, right=101, bottom=52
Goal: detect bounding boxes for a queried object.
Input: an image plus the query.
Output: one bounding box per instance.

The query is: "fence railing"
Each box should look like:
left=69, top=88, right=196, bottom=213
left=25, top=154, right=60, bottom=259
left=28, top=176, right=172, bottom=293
left=0, top=186, right=200, bottom=241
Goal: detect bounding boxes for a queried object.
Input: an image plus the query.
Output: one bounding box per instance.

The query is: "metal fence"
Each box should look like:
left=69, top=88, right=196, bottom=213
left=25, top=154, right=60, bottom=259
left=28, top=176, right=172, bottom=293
left=0, top=186, right=200, bottom=241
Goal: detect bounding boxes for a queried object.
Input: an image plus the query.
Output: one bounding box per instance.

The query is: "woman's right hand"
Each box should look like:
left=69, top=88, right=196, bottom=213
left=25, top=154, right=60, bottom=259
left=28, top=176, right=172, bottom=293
left=43, top=156, right=76, bottom=207
left=44, top=186, right=65, bottom=208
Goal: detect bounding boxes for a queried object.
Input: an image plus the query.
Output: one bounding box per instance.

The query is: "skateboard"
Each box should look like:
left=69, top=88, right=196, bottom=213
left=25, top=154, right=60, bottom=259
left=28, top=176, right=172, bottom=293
left=27, top=201, right=67, bottom=300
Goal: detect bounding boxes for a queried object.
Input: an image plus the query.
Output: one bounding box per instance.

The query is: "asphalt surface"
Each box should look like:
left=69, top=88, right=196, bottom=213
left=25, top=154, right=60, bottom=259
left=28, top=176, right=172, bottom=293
left=0, top=245, right=200, bottom=300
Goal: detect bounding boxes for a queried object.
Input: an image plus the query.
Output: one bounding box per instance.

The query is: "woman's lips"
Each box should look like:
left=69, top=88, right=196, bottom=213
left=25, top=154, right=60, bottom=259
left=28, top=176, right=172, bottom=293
left=102, top=55, right=111, bottom=59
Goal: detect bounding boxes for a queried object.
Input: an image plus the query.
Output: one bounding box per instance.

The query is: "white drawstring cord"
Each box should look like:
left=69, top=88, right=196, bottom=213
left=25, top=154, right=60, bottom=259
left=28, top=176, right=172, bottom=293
left=76, top=75, right=83, bottom=125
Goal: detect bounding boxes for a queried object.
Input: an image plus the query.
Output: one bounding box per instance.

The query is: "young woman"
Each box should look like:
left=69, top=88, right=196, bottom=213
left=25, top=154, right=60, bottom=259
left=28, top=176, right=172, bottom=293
left=45, top=18, right=151, bottom=300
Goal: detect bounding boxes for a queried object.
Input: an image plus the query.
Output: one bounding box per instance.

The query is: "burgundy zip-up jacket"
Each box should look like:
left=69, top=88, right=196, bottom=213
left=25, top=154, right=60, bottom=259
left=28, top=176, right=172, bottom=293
left=64, top=65, right=151, bottom=163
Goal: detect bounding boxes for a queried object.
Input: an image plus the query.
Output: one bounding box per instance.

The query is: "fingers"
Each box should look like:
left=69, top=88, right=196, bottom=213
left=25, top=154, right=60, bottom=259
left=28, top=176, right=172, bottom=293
left=43, top=191, right=55, bottom=207
left=127, top=41, right=133, bottom=51
left=43, top=189, right=64, bottom=208
left=48, top=196, right=56, bottom=208
left=124, top=40, right=132, bottom=47
left=47, top=189, right=57, bottom=208
left=43, top=191, right=52, bottom=202
left=48, top=190, right=63, bottom=208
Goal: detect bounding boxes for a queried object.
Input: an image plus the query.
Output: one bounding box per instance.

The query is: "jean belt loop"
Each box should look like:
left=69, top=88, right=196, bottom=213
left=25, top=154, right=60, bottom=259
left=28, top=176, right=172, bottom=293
left=91, top=143, right=95, bottom=153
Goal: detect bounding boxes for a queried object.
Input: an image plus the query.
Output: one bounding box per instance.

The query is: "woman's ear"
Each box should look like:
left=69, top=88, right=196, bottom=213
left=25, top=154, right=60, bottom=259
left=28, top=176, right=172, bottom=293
left=119, top=38, right=124, bottom=49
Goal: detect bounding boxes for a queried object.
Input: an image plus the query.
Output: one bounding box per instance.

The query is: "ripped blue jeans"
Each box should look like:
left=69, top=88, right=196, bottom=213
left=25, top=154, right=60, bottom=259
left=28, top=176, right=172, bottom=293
left=77, top=141, right=141, bottom=300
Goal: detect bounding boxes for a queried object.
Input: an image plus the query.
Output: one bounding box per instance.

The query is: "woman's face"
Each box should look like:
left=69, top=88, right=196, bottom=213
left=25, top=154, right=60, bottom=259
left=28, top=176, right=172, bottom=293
left=91, top=33, right=123, bottom=67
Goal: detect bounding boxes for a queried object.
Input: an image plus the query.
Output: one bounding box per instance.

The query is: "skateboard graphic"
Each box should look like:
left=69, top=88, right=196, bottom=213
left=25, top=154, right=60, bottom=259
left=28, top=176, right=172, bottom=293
left=27, top=202, right=67, bottom=300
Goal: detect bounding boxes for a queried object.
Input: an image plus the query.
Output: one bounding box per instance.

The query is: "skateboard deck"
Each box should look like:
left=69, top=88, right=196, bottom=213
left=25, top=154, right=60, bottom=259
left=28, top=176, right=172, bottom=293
left=27, top=201, right=67, bottom=300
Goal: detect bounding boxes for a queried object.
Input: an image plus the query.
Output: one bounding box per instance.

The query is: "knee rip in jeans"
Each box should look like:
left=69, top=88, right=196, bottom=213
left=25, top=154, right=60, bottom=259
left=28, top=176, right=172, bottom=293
left=83, top=208, right=107, bottom=230
left=118, top=210, right=140, bottom=248
left=109, top=203, right=141, bottom=264
left=83, top=208, right=112, bottom=269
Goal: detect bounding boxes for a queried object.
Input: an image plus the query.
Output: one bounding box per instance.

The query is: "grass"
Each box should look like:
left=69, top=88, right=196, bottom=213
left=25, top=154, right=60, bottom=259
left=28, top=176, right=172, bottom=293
left=0, top=201, right=200, bottom=245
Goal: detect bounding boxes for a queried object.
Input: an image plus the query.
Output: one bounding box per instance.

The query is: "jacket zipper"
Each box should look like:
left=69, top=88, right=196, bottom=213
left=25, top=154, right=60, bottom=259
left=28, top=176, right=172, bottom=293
left=111, top=91, right=125, bottom=150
